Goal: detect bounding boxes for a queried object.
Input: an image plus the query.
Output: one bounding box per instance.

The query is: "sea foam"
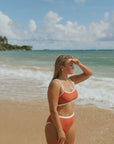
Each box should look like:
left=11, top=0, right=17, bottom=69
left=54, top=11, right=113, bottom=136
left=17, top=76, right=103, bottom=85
left=0, top=65, right=113, bottom=110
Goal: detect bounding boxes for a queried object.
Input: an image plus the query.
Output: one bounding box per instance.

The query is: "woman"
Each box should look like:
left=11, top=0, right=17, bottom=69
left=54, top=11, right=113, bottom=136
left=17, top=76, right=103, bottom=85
left=45, top=55, right=93, bottom=144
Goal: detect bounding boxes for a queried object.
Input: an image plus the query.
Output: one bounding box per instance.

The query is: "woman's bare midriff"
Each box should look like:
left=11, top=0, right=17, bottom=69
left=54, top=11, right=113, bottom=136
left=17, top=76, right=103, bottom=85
left=57, top=102, right=75, bottom=116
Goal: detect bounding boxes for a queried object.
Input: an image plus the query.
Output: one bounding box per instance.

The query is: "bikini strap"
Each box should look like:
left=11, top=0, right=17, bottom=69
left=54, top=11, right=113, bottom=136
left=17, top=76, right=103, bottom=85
left=68, top=78, right=75, bottom=86
left=56, top=79, right=64, bottom=91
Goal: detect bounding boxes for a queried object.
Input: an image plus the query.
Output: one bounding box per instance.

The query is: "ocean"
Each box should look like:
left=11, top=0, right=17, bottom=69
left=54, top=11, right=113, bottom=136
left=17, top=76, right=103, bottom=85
left=0, top=50, right=114, bottom=110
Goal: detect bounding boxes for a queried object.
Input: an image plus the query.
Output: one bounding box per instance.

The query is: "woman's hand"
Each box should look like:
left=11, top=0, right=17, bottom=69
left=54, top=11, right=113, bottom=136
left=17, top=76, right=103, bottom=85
left=70, top=56, right=81, bottom=66
left=57, top=130, right=66, bottom=144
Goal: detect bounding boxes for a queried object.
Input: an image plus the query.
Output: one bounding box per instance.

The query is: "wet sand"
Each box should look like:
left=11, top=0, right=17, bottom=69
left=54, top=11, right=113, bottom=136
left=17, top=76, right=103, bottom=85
left=0, top=99, right=113, bottom=144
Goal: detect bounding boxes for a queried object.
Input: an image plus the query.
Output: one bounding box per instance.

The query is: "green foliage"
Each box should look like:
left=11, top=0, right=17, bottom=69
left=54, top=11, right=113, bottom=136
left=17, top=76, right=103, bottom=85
left=0, top=36, right=32, bottom=51
left=21, top=45, right=32, bottom=50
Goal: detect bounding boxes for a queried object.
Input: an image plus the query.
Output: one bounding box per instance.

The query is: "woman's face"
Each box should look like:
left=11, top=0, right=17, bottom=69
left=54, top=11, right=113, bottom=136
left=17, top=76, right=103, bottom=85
left=62, top=58, right=74, bottom=74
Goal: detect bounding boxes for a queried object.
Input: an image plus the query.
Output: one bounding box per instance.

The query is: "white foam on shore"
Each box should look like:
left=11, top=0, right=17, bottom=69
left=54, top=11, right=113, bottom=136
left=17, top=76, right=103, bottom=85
left=0, top=65, right=113, bottom=110
left=0, top=65, right=52, bottom=81
left=75, top=76, right=114, bottom=110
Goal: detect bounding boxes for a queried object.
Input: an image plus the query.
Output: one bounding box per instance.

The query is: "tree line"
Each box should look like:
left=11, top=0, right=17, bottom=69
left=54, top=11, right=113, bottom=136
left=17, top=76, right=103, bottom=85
left=0, top=36, right=32, bottom=51
left=0, top=36, right=8, bottom=44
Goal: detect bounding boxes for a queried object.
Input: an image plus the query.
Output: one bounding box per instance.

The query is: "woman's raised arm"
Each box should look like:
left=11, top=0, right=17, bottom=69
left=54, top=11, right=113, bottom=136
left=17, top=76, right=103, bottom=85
left=69, top=58, right=93, bottom=84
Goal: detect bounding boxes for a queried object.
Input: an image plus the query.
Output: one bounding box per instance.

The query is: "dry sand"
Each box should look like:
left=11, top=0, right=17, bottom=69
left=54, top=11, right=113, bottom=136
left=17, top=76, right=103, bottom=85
left=0, top=99, right=113, bottom=144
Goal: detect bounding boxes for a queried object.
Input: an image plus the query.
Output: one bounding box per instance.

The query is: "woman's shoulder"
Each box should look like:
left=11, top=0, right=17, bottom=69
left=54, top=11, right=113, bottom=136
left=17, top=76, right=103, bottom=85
left=49, top=79, right=60, bottom=89
left=48, top=79, right=61, bottom=95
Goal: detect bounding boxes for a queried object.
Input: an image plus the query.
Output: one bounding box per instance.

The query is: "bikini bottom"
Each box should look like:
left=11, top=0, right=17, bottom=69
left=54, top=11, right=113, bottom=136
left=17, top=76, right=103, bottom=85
left=47, top=112, right=75, bottom=133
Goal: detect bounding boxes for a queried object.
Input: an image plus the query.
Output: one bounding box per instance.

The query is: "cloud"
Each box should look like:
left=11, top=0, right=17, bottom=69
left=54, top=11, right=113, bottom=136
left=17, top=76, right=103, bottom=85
left=89, top=20, right=109, bottom=41
left=90, top=12, right=114, bottom=42
left=0, top=10, right=114, bottom=49
left=104, top=12, right=109, bottom=21
left=74, top=0, right=85, bottom=3
left=29, top=20, right=37, bottom=32
left=42, top=11, right=87, bottom=41
left=0, top=11, right=40, bottom=41
left=0, top=11, right=19, bottom=39
left=102, top=12, right=114, bottom=41
left=43, top=11, right=62, bottom=33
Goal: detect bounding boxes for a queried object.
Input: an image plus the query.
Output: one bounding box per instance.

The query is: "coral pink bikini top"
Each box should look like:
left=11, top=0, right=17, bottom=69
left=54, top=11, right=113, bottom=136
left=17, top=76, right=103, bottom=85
left=57, top=79, right=78, bottom=106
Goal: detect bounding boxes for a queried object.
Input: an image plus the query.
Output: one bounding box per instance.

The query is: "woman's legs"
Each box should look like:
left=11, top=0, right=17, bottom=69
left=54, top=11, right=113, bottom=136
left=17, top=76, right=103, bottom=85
left=45, top=123, right=58, bottom=144
left=45, top=114, right=76, bottom=144
left=45, top=122, right=76, bottom=144
left=65, top=122, right=76, bottom=144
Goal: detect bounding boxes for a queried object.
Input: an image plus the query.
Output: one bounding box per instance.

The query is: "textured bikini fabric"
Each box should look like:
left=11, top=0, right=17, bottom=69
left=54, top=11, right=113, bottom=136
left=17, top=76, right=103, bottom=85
left=57, top=78, right=78, bottom=106
left=58, top=89, right=78, bottom=106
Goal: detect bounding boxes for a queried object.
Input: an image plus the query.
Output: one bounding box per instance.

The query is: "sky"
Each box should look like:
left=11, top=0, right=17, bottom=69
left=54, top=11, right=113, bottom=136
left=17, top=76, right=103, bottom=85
left=0, top=0, right=114, bottom=50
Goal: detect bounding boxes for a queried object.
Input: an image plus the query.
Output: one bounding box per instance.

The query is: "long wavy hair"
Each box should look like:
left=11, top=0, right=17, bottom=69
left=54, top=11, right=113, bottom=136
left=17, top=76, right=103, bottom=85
left=52, top=55, right=72, bottom=80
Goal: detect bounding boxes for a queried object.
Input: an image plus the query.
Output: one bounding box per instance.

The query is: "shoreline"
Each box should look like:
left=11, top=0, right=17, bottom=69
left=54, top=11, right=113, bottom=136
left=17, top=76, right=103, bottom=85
left=0, top=99, right=113, bottom=144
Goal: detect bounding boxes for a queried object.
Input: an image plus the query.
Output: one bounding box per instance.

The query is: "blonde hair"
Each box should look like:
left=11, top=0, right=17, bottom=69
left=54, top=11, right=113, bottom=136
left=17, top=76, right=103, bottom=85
left=52, top=55, right=72, bottom=80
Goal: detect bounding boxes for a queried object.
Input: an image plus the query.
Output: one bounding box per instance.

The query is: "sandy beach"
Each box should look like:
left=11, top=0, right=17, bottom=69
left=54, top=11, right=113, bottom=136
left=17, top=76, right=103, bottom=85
left=0, top=99, right=113, bottom=144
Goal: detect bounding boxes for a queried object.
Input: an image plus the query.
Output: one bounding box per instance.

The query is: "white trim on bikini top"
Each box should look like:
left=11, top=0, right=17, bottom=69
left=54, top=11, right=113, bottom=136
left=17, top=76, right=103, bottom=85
left=59, top=88, right=76, bottom=97
left=58, top=99, right=76, bottom=106
left=56, top=79, right=77, bottom=107
left=57, top=78, right=75, bottom=95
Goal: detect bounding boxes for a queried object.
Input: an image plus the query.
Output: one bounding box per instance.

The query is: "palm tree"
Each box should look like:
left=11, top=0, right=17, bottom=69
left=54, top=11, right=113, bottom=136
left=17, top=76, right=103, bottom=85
left=2, top=37, right=4, bottom=44
left=0, top=36, right=2, bottom=44
left=3, top=36, right=8, bottom=44
left=0, top=36, right=5, bottom=44
left=0, top=36, right=8, bottom=45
